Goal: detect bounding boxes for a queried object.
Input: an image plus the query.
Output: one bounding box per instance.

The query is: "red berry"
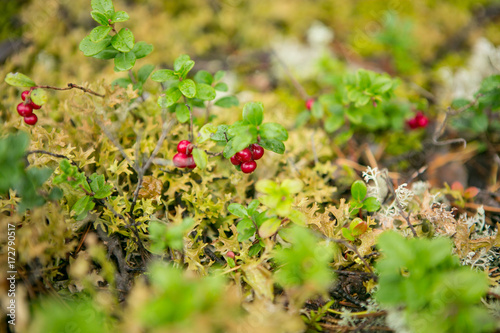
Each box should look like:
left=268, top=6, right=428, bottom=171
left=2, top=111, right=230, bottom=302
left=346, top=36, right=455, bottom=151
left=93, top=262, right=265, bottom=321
left=417, top=115, right=429, bottom=128
left=236, top=148, right=253, bottom=163
left=173, top=152, right=196, bottom=168
left=24, top=114, right=38, bottom=125
left=177, top=140, right=193, bottom=155
left=21, top=90, right=30, bottom=101
left=17, top=103, right=33, bottom=117
left=305, top=98, right=315, bottom=111
left=241, top=161, right=257, bottom=174
left=226, top=251, right=235, bottom=259
left=407, top=118, right=419, bottom=129
left=29, top=101, right=42, bottom=110
left=230, top=155, right=241, bottom=165
left=250, top=144, right=264, bottom=160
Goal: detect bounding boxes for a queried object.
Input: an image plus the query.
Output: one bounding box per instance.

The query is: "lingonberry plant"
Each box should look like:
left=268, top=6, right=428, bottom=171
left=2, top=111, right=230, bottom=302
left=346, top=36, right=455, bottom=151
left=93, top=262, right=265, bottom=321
left=3, top=1, right=500, bottom=332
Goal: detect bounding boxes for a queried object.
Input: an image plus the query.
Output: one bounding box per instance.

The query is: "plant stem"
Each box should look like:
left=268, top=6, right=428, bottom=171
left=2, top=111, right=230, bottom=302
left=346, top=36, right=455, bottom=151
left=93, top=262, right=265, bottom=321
left=35, top=83, right=105, bottom=98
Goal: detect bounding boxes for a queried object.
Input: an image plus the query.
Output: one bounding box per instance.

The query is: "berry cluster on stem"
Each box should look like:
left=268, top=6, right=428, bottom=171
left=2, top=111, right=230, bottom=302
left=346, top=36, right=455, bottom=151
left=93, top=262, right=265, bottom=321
left=16, top=90, right=41, bottom=125
left=173, top=140, right=196, bottom=169
left=230, top=144, right=264, bottom=174
left=407, top=111, right=429, bottom=129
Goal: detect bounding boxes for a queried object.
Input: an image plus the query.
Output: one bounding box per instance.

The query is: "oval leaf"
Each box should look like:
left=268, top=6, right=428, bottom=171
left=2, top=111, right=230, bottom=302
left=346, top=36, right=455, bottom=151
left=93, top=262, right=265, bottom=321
left=158, top=88, right=182, bottom=108
left=194, top=70, right=213, bottom=85
left=90, top=11, right=109, bottom=25
left=111, top=28, right=135, bottom=52
left=192, top=148, right=207, bottom=169
left=132, top=41, right=153, bottom=59
left=5, top=72, right=36, bottom=88
left=214, top=96, right=239, bottom=108
left=195, top=83, right=216, bottom=101
left=112, top=11, right=129, bottom=23
left=179, top=79, right=196, bottom=98
left=175, top=103, right=190, bottom=123
left=228, top=203, right=248, bottom=218
left=259, top=218, right=281, bottom=238
left=79, top=35, right=111, bottom=56
left=351, top=180, right=367, bottom=202
left=30, top=89, right=48, bottom=106
left=258, top=139, right=285, bottom=154
left=259, top=122, right=288, bottom=141
left=90, top=26, right=112, bottom=42
left=243, top=102, right=264, bottom=126
left=114, top=51, right=136, bottom=71
left=151, top=69, right=178, bottom=82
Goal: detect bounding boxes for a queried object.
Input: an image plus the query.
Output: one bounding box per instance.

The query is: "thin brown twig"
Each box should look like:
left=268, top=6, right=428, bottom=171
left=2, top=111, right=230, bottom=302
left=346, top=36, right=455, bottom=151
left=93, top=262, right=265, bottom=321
left=35, top=83, right=104, bottom=98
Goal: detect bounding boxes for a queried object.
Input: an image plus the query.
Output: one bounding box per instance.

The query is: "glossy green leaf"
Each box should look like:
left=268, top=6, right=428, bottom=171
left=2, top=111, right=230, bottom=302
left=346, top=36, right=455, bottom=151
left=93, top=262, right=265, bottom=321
left=195, top=83, right=216, bottom=101
left=228, top=203, right=248, bottom=218
left=192, top=148, right=207, bottom=169
left=173, top=54, right=191, bottom=72
left=198, top=123, right=217, bottom=143
left=259, top=122, right=288, bottom=141
left=193, top=70, right=213, bottom=85
left=90, top=26, right=111, bottom=42
left=79, top=35, right=111, bottom=56
left=91, top=0, right=114, bottom=17
left=90, top=11, right=109, bottom=25
left=151, top=69, right=178, bottom=82
left=210, top=125, right=229, bottom=142
left=158, top=88, right=182, bottom=108
left=363, top=197, right=381, bottom=212
left=114, top=51, right=136, bottom=71
left=111, top=28, right=134, bottom=52
left=175, top=103, right=190, bottom=123
left=214, top=82, right=228, bottom=92
left=214, top=96, right=239, bottom=108
left=351, top=180, right=367, bottom=202
left=179, top=79, right=196, bottom=98
left=242, top=102, right=264, bottom=126
left=258, top=139, right=285, bottom=154
left=111, top=11, right=129, bottom=23
left=132, top=41, right=153, bottom=59
left=5, top=72, right=36, bottom=88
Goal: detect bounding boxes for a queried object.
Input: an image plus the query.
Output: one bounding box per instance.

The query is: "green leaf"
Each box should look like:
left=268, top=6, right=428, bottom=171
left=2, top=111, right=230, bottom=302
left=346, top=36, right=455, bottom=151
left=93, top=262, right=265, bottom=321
left=91, top=0, right=114, bottom=16
left=341, top=228, right=355, bottom=241
left=214, top=96, right=239, bottom=108
left=288, top=210, right=306, bottom=226
left=258, top=139, right=285, bottom=154
left=192, top=148, right=207, bottom=169
left=92, top=46, right=119, bottom=59
left=158, top=88, right=182, bottom=108
left=132, top=41, right=153, bottom=59
left=112, top=78, right=132, bottom=88
left=324, top=115, right=344, bottom=133
left=214, top=70, right=225, bottom=81
left=111, top=11, right=129, bottom=23
left=30, top=89, right=47, bottom=106
left=5, top=72, right=36, bottom=88
left=228, top=203, right=248, bottom=218
left=111, top=28, right=135, bottom=52
left=351, top=180, right=367, bottom=202
left=179, top=79, right=196, bottom=98
left=259, top=218, right=281, bottom=238
left=175, top=103, right=190, bottom=123
left=90, top=26, right=112, bottom=42
left=255, top=180, right=277, bottom=194
left=72, top=196, right=92, bottom=216
left=237, top=219, right=256, bottom=241
left=90, top=11, right=109, bottom=25
left=137, top=64, right=155, bottom=83
left=363, top=197, right=380, bottom=212
left=311, top=101, right=324, bottom=119
left=79, top=35, right=111, bottom=56
left=173, top=54, right=191, bottom=72
left=193, top=70, right=213, bottom=85
left=114, top=51, right=136, bottom=71
left=223, top=129, right=255, bottom=158
left=259, top=122, right=288, bottom=141
left=198, top=123, right=218, bottom=143
left=151, top=69, right=178, bottom=82
left=211, top=125, right=229, bottom=142
left=195, top=83, right=216, bottom=101
left=242, top=102, right=264, bottom=126
left=281, top=179, right=303, bottom=194
left=247, top=200, right=260, bottom=215
left=214, top=82, right=228, bottom=92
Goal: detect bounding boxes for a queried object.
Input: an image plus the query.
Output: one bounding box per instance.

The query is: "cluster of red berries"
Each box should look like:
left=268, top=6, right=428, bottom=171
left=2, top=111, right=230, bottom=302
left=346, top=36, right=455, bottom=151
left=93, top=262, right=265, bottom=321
left=230, top=144, right=264, bottom=174
left=407, top=111, right=429, bottom=129
left=173, top=140, right=196, bottom=169
left=16, top=90, right=41, bottom=125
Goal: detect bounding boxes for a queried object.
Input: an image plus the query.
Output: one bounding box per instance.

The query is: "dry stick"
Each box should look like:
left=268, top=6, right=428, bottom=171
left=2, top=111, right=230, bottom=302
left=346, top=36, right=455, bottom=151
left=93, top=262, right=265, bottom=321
left=382, top=171, right=418, bottom=237
left=35, top=83, right=104, bottom=98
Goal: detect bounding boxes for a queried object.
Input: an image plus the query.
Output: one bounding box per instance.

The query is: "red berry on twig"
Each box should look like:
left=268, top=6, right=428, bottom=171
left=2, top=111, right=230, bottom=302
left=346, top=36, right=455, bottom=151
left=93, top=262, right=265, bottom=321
left=230, top=155, right=241, bottom=165
left=236, top=148, right=252, bottom=163
left=173, top=153, right=196, bottom=169
left=177, top=140, right=193, bottom=155
left=305, top=98, right=315, bottom=111
left=17, top=103, right=33, bottom=117
left=21, top=90, right=30, bottom=101
left=241, top=161, right=257, bottom=174
left=24, top=114, right=38, bottom=125
left=250, top=144, right=264, bottom=160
